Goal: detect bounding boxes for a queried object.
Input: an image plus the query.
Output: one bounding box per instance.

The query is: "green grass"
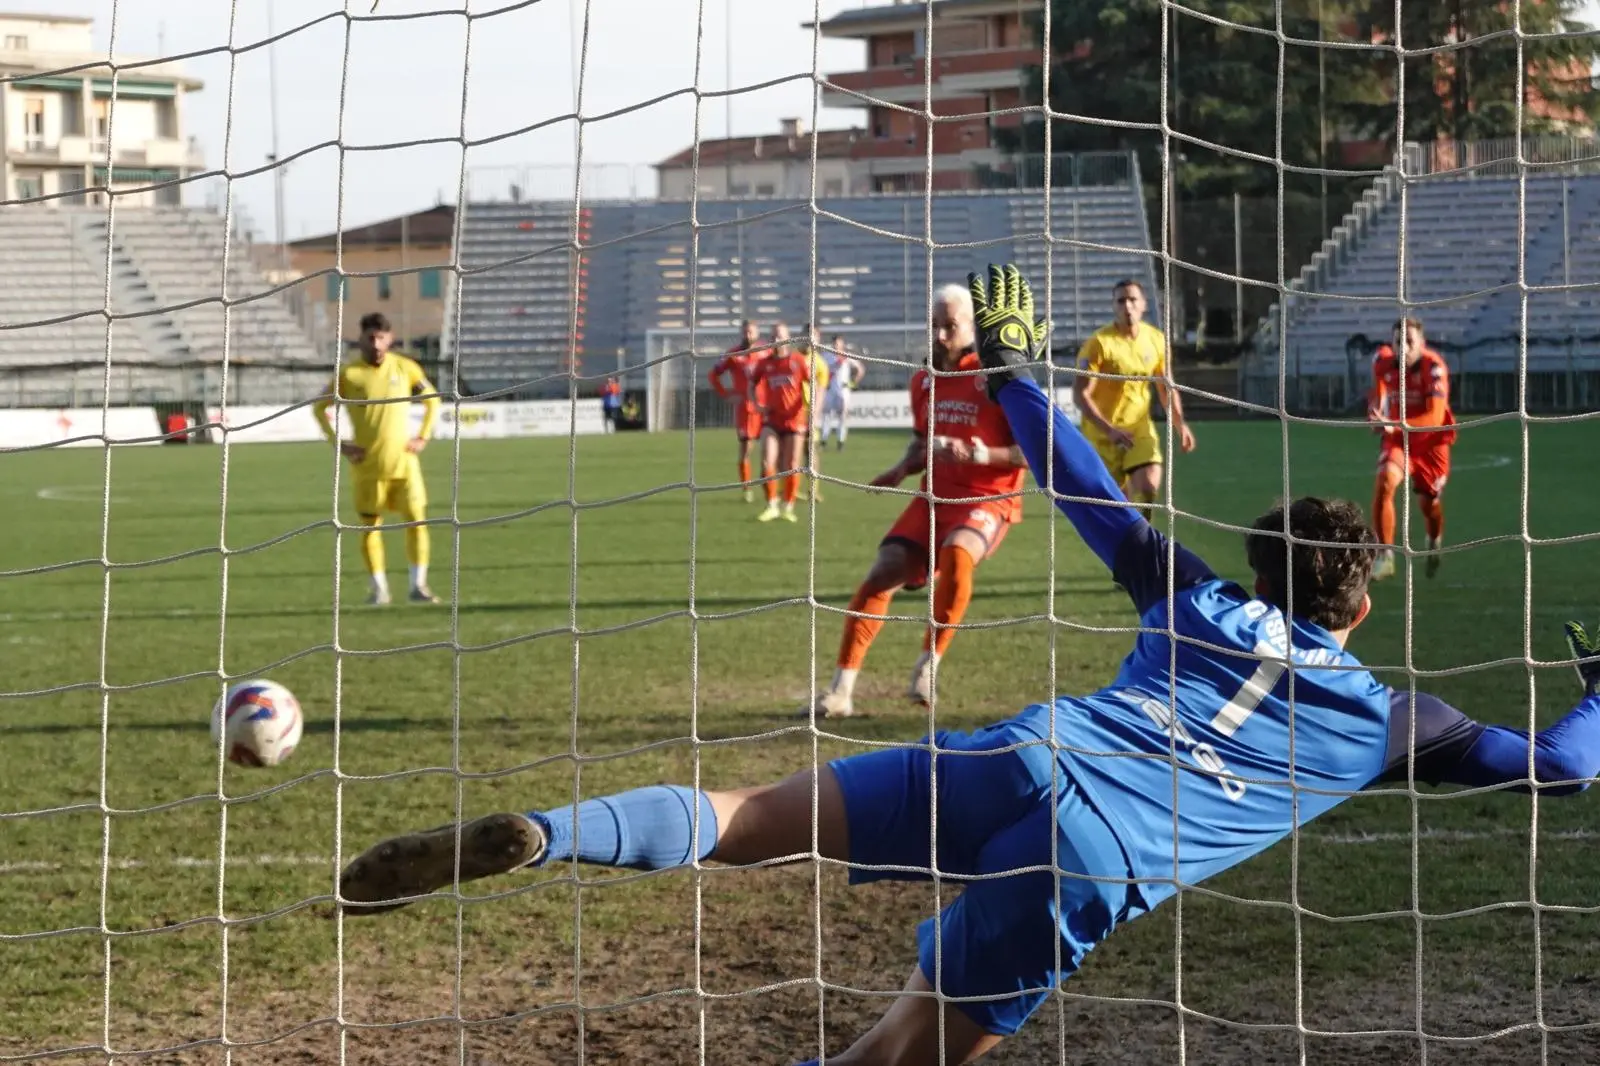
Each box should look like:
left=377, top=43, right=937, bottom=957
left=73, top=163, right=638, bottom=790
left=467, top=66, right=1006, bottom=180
left=4, top=418, right=1600, bottom=1063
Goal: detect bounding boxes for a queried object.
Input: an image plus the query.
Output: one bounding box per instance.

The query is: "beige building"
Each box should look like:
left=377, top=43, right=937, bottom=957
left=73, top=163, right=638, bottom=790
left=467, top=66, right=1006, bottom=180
left=656, top=119, right=865, bottom=200
left=287, top=205, right=456, bottom=361
left=0, top=12, right=204, bottom=206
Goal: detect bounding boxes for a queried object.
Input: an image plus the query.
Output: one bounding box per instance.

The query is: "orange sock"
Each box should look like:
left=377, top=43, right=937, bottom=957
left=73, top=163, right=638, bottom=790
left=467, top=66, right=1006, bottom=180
left=1419, top=495, right=1444, bottom=541
left=839, top=584, right=895, bottom=670
left=763, top=465, right=777, bottom=502
left=923, top=543, right=976, bottom=657
left=783, top=473, right=799, bottom=505
left=738, top=458, right=751, bottom=484
left=1372, top=476, right=1398, bottom=546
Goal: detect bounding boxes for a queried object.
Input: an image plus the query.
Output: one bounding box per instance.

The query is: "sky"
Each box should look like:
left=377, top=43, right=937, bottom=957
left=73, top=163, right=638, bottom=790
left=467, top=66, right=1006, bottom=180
left=18, top=0, right=1600, bottom=243
left=26, top=0, right=869, bottom=240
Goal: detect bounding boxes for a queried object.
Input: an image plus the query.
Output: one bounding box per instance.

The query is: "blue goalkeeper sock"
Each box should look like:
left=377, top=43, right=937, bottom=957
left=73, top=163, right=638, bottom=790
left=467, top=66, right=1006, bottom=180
left=529, top=785, right=719, bottom=870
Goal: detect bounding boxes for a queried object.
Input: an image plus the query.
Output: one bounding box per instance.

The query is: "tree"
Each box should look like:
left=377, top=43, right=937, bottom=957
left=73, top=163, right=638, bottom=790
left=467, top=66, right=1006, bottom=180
left=1002, top=0, right=1388, bottom=200
left=1359, top=0, right=1600, bottom=148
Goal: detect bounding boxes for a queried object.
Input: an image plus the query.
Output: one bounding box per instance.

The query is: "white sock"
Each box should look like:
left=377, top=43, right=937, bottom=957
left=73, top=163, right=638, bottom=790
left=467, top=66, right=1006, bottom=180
left=410, top=563, right=428, bottom=590
left=370, top=571, right=390, bottom=596
left=831, top=667, right=859, bottom=698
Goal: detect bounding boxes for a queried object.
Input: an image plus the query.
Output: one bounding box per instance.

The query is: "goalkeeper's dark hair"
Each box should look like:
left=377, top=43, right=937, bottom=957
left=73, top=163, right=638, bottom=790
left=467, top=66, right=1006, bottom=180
left=1113, top=279, right=1145, bottom=297
left=1244, top=497, right=1376, bottom=631
left=360, top=312, right=392, bottom=333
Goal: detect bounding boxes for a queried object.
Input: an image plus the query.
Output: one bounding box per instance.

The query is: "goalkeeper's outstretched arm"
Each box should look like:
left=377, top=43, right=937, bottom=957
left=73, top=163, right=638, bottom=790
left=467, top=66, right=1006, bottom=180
left=1395, top=622, right=1600, bottom=794
left=990, top=365, right=1216, bottom=615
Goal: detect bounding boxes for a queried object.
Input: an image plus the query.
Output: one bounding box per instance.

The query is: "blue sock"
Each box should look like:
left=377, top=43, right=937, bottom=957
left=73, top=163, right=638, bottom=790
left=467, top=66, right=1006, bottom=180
left=529, top=785, right=719, bottom=871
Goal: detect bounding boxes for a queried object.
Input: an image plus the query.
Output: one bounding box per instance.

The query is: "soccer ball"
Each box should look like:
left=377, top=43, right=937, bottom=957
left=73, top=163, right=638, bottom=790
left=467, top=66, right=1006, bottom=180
left=211, top=679, right=303, bottom=767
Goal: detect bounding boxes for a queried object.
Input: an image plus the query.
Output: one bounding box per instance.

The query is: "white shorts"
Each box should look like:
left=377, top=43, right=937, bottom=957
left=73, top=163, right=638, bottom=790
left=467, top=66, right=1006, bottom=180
left=822, top=391, right=849, bottom=416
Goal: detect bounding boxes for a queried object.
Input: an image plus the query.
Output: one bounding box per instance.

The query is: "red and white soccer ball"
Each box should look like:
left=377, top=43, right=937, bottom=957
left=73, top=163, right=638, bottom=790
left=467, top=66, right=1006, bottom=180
left=211, top=679, right=303, bottom=767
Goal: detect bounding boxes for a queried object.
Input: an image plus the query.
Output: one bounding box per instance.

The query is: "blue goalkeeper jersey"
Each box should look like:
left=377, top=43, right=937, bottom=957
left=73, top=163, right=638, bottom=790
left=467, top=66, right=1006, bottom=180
left=1009, top=536, right=1391, bottom=909
left=989, top=377, right=1591, bottom=916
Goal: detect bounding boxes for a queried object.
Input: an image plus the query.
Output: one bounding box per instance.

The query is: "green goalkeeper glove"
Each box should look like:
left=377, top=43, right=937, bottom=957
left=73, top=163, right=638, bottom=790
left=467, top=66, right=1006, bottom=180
left=968, top=263, right=1051, bottom=402
left=1564, top=621, right=1600, bottom=697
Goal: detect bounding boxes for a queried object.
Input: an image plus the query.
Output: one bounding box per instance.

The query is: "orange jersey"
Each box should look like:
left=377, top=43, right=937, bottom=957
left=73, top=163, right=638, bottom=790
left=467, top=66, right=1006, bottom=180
left=710, top=347, right=763, bottom=405
left=752, top=350, right=813, bottom=429
left=911, top=351, right=1024, bottom=518
left=1371, top=345, right=1456, bottom=447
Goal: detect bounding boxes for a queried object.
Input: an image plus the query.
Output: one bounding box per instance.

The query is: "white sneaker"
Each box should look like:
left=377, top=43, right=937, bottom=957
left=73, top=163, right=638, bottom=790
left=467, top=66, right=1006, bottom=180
left=366, top=588, right=392, bottom=607
left=757, top=503, right=781, bottom=522
left=800, top=690, right=857, bottom=719
left=781, top=503, right=798, bottom=523
left=907, top=651, right=938, bottom=706
left=1371, top=550, right=1396, bottom=581
left=742, top=488, right=754, bottom=503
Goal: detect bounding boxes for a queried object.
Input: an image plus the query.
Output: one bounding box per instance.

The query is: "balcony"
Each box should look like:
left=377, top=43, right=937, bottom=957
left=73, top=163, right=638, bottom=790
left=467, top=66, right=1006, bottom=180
left=822, top=48, right=1035, bottom=107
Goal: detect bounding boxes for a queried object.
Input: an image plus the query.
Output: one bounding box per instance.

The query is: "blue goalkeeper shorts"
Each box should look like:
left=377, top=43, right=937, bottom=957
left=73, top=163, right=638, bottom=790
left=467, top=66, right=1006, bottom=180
left=827, top=715, right=1137, bottom=1037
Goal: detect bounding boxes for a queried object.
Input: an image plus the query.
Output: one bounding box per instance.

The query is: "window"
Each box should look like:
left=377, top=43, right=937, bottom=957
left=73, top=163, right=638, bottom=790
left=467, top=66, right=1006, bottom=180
left=91, top=99, right=109, bottom=152
left=23, top=98, right=44, bottom=151
left=4, top=35, right=27, bottom=50
left=15, top=174, right=41, bottom=201
left=729, top=182, right=750, bottom=196
left=823, top=179, right=844, bottom=196
left=377, top=274, right=392, bottom=300
left=418, top=269, right=443, bottom=300
left=755, top=183, right=775, bottom=196
left=59, top=170, right=86, bottom=205
left=325, top=274, right=349, bottom=301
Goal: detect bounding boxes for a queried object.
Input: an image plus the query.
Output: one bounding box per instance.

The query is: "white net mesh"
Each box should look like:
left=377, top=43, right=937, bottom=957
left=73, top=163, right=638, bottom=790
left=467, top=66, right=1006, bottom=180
left=5, top=0, right=1600, bottom=1062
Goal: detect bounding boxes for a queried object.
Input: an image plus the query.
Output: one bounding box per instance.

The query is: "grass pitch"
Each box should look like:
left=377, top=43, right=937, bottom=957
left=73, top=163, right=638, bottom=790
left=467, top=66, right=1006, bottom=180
left=4, top=415, right=1600, bottom=1064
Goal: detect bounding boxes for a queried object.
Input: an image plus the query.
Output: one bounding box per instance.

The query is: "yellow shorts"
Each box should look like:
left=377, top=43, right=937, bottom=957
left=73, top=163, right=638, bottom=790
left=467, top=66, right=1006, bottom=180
left=1088, top=421, right=1162, bottom=487
left=352, top=472, right=427, bottom=517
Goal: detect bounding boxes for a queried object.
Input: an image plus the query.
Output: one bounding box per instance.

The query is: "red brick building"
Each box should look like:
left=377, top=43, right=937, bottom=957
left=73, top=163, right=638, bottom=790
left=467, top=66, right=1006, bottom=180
left=814, top=0, right=1043, bottom=192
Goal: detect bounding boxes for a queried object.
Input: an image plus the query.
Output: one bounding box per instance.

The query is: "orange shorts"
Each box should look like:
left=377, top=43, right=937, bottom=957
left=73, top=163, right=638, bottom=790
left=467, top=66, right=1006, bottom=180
left=735, top=404, right=762, bottom=441
left=1380, top=442, right=1451, bottom=497
left=883, top=498, right=1015, bottom=588
left=764, top=413, right=808, bottom=437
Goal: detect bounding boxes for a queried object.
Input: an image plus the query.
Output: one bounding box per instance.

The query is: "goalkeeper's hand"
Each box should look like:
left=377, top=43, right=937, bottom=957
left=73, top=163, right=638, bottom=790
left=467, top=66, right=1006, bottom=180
left=1564, top=621, right=1600, bottom=697
left=967, top=263, right=1050, bottom=402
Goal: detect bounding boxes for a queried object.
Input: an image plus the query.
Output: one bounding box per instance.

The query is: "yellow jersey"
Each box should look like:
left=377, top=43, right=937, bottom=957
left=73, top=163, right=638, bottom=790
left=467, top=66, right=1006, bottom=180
left=312, top=353, right=440, bottom=480
left=1076, top=322, right=1168, bottom=432
left=804, top=349, right=830, bottom=409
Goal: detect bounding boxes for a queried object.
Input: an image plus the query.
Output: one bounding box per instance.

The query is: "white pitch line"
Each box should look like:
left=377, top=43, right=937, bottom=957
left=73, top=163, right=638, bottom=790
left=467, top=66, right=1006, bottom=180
left=36, top=485, right=130, bottom=504
left=2, top=827, right=1595, bottom=878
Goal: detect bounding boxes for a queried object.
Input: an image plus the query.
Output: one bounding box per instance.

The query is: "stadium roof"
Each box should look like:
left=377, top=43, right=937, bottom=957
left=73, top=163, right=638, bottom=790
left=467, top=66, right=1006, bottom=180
left=657, top=125, right=865, bottom=169
left=290, top=204, right=456, bottom=250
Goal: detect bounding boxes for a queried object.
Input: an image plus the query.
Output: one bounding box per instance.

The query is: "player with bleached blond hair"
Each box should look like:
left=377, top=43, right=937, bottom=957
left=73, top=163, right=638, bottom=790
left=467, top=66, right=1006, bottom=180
left=809, top=282, right=1029, bottom=717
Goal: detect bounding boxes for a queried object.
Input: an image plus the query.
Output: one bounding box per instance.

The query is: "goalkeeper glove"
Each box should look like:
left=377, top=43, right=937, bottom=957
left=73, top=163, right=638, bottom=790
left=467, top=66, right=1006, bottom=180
left=967, top=262, right=1051, bottom=402
left=1564, top=621, right=1600, bottom=697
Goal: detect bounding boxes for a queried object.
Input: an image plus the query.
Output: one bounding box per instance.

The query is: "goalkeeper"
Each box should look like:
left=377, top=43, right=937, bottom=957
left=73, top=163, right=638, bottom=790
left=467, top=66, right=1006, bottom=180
left=340, top=265, right=1600, bottom=1065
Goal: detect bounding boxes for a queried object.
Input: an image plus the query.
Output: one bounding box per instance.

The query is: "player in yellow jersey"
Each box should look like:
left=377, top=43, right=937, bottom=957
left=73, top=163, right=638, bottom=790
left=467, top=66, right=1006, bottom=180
left=1073, top=279, right=1195, bottom=515
left=312, top=312, right=443, bottom=606
left=800, top=323, right=831, bottom=501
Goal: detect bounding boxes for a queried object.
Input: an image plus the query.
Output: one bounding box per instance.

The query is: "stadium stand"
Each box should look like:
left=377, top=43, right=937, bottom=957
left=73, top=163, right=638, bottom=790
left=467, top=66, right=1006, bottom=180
left=0, top=206, right=322, bottom=408
left=445, top=185, right=1160, bottom=398
left=0, top=209, right=153, bottom=401
left=1251, top=174, right=1600, bottom=410
left=97, top=206, right=321, bottom=367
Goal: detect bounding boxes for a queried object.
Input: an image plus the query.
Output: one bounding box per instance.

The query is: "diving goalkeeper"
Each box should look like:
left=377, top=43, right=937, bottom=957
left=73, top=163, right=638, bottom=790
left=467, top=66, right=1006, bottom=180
left=338, top=265, right=1600, bottom=1066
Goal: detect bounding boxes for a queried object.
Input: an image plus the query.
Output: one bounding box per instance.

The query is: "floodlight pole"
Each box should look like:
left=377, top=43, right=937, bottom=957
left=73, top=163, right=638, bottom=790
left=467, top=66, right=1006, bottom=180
left=267, top=0, right=287, bottom=273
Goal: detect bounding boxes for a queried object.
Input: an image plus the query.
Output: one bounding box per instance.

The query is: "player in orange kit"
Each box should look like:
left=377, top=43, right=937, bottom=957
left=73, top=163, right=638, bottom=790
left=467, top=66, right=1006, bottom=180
left=1368, top=317, right=1457, bottom=581
left=808, top=284, right=1029, bottom=718
left=708, top=319, right=765, bottom=502
left=751, top=323, right=816, bottom=523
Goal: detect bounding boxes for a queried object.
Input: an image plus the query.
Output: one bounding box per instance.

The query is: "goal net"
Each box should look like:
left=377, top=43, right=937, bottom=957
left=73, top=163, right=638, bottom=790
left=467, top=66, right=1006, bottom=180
left=5, top=0, right=1593, bottom=1063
